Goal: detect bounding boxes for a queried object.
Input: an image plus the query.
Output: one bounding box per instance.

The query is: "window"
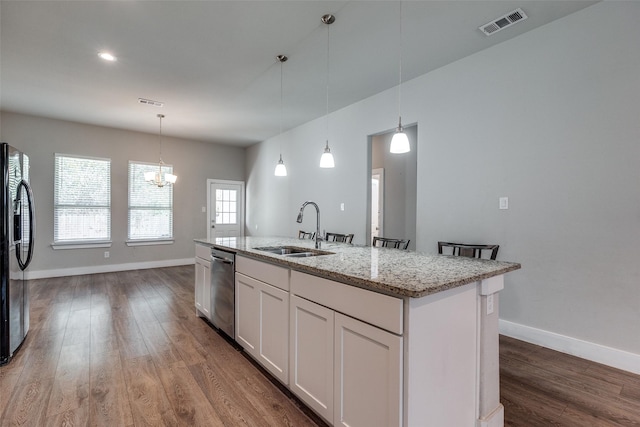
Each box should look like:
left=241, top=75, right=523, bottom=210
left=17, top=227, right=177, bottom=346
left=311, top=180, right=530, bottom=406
left=54, top=154, right=111, bottom=243
left=216, top=189, right=237, bottom=225
left=128, top=161, right=173, bottom=242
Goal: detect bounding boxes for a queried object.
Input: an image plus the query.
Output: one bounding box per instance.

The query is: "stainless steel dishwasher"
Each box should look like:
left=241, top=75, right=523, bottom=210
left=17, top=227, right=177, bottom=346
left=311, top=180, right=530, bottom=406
left=210, top=247, right=235, bottom=339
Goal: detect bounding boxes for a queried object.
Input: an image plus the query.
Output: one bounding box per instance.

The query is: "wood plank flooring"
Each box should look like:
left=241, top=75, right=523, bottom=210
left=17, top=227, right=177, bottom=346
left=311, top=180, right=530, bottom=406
left=0, top=266, right=638, bottom=426
left=500, top=335, right=640, bottom=426
left=0, top=266, right=322, bottom=427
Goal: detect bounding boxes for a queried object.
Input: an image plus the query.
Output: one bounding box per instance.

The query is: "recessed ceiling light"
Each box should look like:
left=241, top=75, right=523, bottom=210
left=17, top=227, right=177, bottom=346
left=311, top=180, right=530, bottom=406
left=98, top=52, right=116, bottom=62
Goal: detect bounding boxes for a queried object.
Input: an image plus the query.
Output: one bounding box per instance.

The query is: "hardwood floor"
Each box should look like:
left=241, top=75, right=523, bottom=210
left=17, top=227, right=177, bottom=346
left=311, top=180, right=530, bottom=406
left=1, top=266, right=638, bottom=426
left=500, top=335, right=640, bottom=426
left=0, top=266, right=323, bottom=427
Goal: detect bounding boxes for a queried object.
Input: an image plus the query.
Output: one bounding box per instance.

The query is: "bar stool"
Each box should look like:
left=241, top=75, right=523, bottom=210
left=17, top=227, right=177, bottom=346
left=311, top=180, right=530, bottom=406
left=437, top=242, right=499, bottom=260
left=372, top=236, right=410, bottom=250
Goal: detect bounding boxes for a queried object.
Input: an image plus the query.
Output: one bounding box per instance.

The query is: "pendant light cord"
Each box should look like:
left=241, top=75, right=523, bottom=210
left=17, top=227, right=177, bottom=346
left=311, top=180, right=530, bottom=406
left=280, top=60, right=283, bottom=138
left=158, top=114, right=164, bottom=163
left=279, top=58, right=283, bottom=157
left=275, top=55, right=288, bottom=175
left=398, top=1, right=403, bottom=123
left=325, top=17, right=331, bottom=141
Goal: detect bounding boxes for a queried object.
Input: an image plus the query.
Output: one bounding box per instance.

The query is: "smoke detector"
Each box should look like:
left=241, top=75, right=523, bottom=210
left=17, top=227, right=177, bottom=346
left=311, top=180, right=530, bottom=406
left=138, top=98, right=164, bottom=107
left=479, top=8, right=527, bottom=36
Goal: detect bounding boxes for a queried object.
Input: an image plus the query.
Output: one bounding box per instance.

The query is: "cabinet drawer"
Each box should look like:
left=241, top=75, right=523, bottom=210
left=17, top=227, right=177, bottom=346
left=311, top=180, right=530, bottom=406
left=291, top=270, right=403, bottom=335
left=195, top=243, right=211, bottom=260
left=237, top=256, right=290, bottom=291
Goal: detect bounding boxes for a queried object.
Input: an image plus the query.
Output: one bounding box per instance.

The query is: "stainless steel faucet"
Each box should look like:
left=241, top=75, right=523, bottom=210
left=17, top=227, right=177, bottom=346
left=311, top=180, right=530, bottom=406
left=296, top=201, right=321, bottom=249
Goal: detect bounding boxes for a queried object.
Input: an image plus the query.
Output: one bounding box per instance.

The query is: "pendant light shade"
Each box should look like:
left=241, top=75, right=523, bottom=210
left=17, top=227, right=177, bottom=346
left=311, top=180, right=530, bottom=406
left=274, top=153, right=287, bottom=176
left=319, top=140, right=335, bottom=168
left=274, top=54, right=288, bottom=177
left=390, top=118, right=410, bottom=154
left=320, top=14, right=336, bottom=168
left=146, top=114, right=177, bottom=187
left=274, top=154, right=287, bottom=176
left=391, top=1, right=411, bottom=154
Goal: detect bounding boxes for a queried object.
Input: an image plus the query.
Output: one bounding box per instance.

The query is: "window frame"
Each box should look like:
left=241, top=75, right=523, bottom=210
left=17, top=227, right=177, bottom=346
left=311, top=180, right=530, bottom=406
left=127, top=160, right=174, bottom=246
left=52, top=153, right=112, bottom=249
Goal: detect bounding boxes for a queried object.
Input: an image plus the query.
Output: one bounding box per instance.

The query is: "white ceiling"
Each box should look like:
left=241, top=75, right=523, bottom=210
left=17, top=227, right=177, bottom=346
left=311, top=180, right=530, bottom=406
left=0, top=1, right=597, bottom=147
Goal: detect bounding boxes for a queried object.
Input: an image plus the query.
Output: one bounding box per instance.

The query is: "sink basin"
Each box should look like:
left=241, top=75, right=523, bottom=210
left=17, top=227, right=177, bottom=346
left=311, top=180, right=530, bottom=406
left=253, top=246, right=334, bottom=257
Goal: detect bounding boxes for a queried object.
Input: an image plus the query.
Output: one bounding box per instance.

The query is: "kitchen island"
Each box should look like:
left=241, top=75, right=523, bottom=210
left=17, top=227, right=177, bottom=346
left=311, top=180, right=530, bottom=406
left=194, top=236, right=520, bottom=427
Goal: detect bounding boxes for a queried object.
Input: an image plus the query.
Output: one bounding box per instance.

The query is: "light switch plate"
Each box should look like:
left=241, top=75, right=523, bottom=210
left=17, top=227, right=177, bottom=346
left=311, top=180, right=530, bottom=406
left=499, top=197, right=509, bottom=210
left=340, top=202, right=345, bottom=211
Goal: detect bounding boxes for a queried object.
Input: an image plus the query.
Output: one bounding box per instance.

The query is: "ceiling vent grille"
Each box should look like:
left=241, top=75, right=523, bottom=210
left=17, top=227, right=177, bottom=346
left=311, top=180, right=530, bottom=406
left=479, top=8, right=528, bottom=36
left=138, top=98, right=164, bottom=107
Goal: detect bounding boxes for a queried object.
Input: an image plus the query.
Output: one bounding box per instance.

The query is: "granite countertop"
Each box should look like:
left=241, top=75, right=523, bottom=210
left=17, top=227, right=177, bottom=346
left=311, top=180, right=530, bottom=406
left=194, top=236, right=520, bottom=298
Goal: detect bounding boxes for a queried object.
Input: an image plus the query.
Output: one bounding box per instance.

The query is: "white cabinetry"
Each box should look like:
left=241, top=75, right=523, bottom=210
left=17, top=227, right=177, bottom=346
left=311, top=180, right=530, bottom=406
left=206, top=245, right=505, bottom=427
left=235, top=256, right=290, bottom=384
left=290, top=295, right=335, bottom=422
left=334, top=312, right=402, bottom=427
left=289, top=271, right=403, bottom=427
left=235, top=272, right=259, bottom=352
left=195, top=244, right=211, bottom=319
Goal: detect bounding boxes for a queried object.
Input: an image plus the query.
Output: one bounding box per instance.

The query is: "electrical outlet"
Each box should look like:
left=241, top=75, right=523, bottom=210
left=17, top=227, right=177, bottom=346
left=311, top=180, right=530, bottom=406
left=340, top=202, right=345, bottom=211
left=104, top=251, right=110, bottom=258
left=487, top=294, right=494, bottom=315
left=499, top=197, right=509, bottom=210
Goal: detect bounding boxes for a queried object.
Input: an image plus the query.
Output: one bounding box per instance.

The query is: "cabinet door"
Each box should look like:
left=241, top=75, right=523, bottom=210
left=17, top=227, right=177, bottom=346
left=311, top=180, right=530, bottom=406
left=235, top=273, right=260, bottom=354
left=289, top=295, right=334, bottom=423
left=236, top=272, right=289, bottom=384
left=334, top=312, right=403, bottom=427
left=257, top=281, right=289, bottom=384
left=195, top=257, right=211, bottom=319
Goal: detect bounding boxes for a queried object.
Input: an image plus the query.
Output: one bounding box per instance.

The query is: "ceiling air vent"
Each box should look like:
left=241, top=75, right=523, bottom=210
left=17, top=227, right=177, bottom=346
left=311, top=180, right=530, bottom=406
left=137, top=97, right=164, bottom=107
left=479, top=8, right=528, bottom=36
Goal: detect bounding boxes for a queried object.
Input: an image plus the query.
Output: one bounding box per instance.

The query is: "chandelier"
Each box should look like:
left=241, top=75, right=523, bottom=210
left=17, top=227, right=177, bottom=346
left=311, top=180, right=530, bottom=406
left=145, top=114, right=177, bottom=187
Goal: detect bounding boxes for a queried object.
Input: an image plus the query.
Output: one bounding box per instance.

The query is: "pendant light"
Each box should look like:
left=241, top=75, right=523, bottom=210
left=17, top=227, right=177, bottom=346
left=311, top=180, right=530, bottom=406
left=319, top=14, right=335, bottom=168
left=390, top=1, right=411, bottom=154
left=274, top=54, right=288, bottom=177
left=145, top=114, right=177, bottom=187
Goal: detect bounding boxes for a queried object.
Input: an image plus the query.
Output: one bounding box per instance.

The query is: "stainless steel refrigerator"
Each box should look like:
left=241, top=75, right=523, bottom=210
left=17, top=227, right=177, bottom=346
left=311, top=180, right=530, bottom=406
left=0, top=143, right=35, bottom=365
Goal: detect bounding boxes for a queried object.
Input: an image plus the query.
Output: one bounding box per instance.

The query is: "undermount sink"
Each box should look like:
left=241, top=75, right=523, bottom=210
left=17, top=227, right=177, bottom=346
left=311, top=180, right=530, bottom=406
left=253, top=246, right=334, bottom=257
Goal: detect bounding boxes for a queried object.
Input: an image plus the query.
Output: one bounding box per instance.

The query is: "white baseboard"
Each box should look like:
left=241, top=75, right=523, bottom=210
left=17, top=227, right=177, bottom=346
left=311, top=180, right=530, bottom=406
left=479, top=404, right=504, bottom=427
left=25, top=258, right=195, bottom=280
left=499, top=319, right=640, bottom=375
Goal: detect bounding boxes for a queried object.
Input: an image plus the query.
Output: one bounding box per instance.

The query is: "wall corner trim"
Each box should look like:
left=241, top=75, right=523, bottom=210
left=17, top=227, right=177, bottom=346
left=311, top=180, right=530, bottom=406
left=499, top=319, right=640, bottom=375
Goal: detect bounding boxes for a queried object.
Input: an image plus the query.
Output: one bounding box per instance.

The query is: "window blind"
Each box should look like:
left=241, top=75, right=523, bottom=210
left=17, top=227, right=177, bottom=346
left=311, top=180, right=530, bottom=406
left=128, top=161, right=173, bottom=240
left=54, top=154, right=111, bottom=242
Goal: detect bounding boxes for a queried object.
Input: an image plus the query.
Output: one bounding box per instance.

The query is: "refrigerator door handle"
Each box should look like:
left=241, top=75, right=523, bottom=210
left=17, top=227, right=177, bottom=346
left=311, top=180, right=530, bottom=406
left=16, top=180, right=35, bottom=271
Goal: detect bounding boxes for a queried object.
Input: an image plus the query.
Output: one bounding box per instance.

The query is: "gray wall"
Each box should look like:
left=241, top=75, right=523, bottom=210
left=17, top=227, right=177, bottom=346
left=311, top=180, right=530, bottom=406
left=371, top=126, right=417, bottom=250
left=0, top=112, right=246, bottom=274
left=246, top=2, right=640, bottom=356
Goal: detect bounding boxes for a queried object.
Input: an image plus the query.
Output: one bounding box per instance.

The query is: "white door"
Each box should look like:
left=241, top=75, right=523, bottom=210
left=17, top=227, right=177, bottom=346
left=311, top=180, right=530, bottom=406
left=207, top=179, right=245, bottom=239
left=371, top=168, right=384, bottom=240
